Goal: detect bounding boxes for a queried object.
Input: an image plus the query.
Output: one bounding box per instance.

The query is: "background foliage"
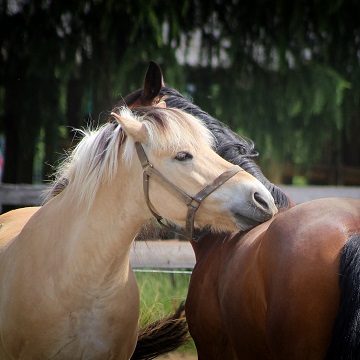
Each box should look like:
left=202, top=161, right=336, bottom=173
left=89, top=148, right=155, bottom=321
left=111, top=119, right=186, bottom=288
left=0, top=0, right=359, bottom=185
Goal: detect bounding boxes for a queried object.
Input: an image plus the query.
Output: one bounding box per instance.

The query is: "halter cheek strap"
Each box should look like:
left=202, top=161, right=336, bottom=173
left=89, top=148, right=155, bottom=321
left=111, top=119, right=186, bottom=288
left=135, top=142, right=242, bottom=241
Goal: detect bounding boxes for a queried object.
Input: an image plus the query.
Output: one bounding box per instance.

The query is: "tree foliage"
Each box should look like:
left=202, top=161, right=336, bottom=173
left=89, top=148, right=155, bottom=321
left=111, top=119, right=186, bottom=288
left=181, top=0, right=360, bottom=183
left=0, top=0, right=188, bottom=182
left=0, top=0, right=359, bottom=184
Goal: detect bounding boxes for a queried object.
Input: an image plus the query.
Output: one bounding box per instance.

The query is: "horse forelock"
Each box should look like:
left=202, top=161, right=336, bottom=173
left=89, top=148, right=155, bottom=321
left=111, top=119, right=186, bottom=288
left=131, top=106, right=215, bottom=153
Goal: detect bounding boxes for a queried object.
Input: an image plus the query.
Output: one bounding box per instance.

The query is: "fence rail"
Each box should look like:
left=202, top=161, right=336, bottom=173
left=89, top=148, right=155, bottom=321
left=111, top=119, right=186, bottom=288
left=0, top=184, right=46, bottom=210
left=1, top=183, right=359, bottom=213
left=131, top=240, right=195, bottom=269
left=1, top=183, right=359, bottom=269
left=280, top=185, right=360, bottom=203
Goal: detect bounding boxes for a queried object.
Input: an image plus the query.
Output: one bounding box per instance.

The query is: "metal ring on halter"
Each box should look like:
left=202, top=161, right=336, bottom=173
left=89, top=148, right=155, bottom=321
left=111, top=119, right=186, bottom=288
left=135, top=142, right=243, bottom=241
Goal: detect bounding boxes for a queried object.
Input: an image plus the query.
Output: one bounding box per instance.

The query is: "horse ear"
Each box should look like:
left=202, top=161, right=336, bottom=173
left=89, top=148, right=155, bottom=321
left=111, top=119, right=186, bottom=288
left=140, top=61, right=164, bottom=105
left=155, top=100, right=167, bottom=108
left=111, top=112, right=147, bottom=143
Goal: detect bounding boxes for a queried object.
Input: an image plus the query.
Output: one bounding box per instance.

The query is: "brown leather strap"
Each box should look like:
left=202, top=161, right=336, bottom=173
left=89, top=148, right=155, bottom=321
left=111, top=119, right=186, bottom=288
left=185, top=165, right=242, bottom=237
left=135, top=141, right=243, bottom=241
left=136, top=142, right=193, bottom=205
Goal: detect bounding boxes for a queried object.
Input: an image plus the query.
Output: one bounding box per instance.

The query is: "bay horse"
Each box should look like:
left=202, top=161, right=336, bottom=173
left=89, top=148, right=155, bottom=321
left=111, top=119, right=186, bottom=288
left=186, top=198, right=360, bottom=359
left=124, top=61, right=360, bottom=359
left=0, top=106, right=276, bottom=360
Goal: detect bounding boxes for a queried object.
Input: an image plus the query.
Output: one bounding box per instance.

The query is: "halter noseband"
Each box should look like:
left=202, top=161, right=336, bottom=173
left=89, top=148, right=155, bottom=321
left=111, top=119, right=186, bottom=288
left=135, top=142, right=243, bottom=241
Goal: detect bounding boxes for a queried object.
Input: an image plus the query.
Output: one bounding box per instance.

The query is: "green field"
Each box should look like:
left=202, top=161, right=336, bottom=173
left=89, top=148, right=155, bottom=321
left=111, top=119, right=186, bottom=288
left=135, top=270, right=196, bottom=354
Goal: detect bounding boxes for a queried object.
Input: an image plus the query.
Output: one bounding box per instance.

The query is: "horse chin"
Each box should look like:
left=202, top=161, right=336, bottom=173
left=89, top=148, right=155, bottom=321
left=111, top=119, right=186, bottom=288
left=232, top=213, right=263, bottom=231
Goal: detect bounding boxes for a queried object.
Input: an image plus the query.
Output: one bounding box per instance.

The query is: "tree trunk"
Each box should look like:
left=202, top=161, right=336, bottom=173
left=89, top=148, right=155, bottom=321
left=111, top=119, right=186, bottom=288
left=3, top=76, right=40, bottom=184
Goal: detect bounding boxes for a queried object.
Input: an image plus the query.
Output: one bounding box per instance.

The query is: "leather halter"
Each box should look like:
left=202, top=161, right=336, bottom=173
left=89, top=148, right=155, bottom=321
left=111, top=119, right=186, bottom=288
left=135, top=142, right=243, bottom=241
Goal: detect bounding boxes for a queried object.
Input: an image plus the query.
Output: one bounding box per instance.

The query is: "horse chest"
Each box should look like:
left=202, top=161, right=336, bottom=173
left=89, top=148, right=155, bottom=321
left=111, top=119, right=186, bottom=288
left=53, top=292, right=139, bottom=358
left=1, top=304, right=138, bottom=360
left=0, top=281, right=139, bottom=360
left=48, top=317, right=138, bottom=360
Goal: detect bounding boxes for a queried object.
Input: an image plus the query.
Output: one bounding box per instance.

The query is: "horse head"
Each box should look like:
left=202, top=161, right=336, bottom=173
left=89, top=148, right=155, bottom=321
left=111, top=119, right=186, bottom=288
left=111, top=107, right=277, bottom=239
left=119, top=61, right=293, bottom=212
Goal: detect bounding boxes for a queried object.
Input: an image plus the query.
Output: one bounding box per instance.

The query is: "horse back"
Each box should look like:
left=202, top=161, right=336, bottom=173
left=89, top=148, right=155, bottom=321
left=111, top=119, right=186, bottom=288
left=0, top=207, right=39, bottom=250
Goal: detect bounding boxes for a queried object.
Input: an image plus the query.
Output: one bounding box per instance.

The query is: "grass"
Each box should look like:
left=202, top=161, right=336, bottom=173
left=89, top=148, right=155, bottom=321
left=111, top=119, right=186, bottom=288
left=135, top=270, right=196, bottom=354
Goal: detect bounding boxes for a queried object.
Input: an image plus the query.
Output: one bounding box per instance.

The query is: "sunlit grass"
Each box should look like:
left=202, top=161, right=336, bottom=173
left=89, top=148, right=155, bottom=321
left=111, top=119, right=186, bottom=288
left=135, top=270, right=196, bottom=354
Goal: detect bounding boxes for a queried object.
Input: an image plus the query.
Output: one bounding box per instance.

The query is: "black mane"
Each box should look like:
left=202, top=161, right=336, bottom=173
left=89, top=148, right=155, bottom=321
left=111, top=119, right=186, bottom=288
left=162, top=87, right=290, bottom=210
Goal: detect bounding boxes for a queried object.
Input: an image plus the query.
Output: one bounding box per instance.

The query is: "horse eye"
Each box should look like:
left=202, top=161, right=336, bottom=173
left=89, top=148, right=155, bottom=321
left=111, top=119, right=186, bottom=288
left=174, top=151, right=193, bottom=161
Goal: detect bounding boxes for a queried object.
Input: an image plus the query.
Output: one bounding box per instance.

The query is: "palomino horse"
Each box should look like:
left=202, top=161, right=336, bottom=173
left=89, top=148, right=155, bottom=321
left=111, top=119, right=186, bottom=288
left=0, top=106, right=277, bottom=359
left=124, top=62, right=360, bottom=359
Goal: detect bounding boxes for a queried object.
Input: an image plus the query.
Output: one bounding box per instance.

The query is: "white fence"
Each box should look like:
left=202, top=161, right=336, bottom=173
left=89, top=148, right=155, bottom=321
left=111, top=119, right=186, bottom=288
left=1, top=183, right=359, bottom=213
left=279, top=185, right=360, bottom=203
left=1, top=183, right=359, bottom=270
left=0, top=184, right=46, bottom=211
left=131, top=240, right=195, bottom=269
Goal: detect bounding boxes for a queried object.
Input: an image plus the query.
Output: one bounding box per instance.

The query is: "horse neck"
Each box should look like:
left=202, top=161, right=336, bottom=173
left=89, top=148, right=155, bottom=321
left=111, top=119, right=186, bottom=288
left=30, top=161, right=147, bottom=292
left=190, top=232, right=229, bottom=262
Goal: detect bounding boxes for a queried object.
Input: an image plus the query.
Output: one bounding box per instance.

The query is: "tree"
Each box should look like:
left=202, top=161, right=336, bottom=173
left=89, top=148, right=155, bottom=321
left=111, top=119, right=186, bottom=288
left=1, top=0, right=359, bottom=185
left=0, top=0, right=185, bottom=183
left=178, top=0, right=360, bottom=184
left=0, top=1, right=67, bottom=182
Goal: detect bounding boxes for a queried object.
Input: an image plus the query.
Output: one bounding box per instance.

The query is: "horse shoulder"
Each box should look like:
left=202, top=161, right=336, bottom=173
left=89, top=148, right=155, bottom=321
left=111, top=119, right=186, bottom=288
left=0, top=207, right=40, bottom=250
left=216, top=224, right=273, bottom=358
left=186, top=235, right=234, bottom=358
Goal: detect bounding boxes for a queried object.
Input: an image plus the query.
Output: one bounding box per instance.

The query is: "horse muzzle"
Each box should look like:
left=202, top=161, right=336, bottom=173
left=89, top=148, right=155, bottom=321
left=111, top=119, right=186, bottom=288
left=229, top=183, right=278, bottom=231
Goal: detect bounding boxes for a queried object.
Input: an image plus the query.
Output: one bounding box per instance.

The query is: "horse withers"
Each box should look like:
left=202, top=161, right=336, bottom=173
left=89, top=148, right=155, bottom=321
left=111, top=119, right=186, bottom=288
left=0, top=106, right=276, bottom=359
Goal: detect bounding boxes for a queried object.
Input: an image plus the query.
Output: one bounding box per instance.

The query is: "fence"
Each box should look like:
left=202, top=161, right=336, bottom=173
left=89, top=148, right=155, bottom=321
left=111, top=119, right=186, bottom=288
left=1, top=183, right=359, bottom=269
left=279, top=185, right=360, bottom=203
left=1, top=183, right=359, bottom=213
left=0, top=184, right=46, bottom=212
left=131, top=240, right=195, bottom=269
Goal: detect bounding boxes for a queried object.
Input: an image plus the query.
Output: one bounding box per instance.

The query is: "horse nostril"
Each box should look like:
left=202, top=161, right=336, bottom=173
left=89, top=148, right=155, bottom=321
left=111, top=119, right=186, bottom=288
left=253, top=192, right=270, bottom=212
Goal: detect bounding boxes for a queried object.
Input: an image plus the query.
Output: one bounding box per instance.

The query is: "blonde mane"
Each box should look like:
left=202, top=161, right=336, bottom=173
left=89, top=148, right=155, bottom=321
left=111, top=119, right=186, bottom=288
left=46, top=107, right=214, bottom=209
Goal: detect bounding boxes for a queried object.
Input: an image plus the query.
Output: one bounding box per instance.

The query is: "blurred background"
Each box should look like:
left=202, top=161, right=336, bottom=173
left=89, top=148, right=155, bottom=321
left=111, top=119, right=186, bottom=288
left=0, top=0, right=359, bottom=187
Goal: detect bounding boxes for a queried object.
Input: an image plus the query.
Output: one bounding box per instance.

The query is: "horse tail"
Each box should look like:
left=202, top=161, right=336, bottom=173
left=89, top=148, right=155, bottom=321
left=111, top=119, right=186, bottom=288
left=131, top=301, right=189, bottom=360
left=324, top=233, right=360, bottom=360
